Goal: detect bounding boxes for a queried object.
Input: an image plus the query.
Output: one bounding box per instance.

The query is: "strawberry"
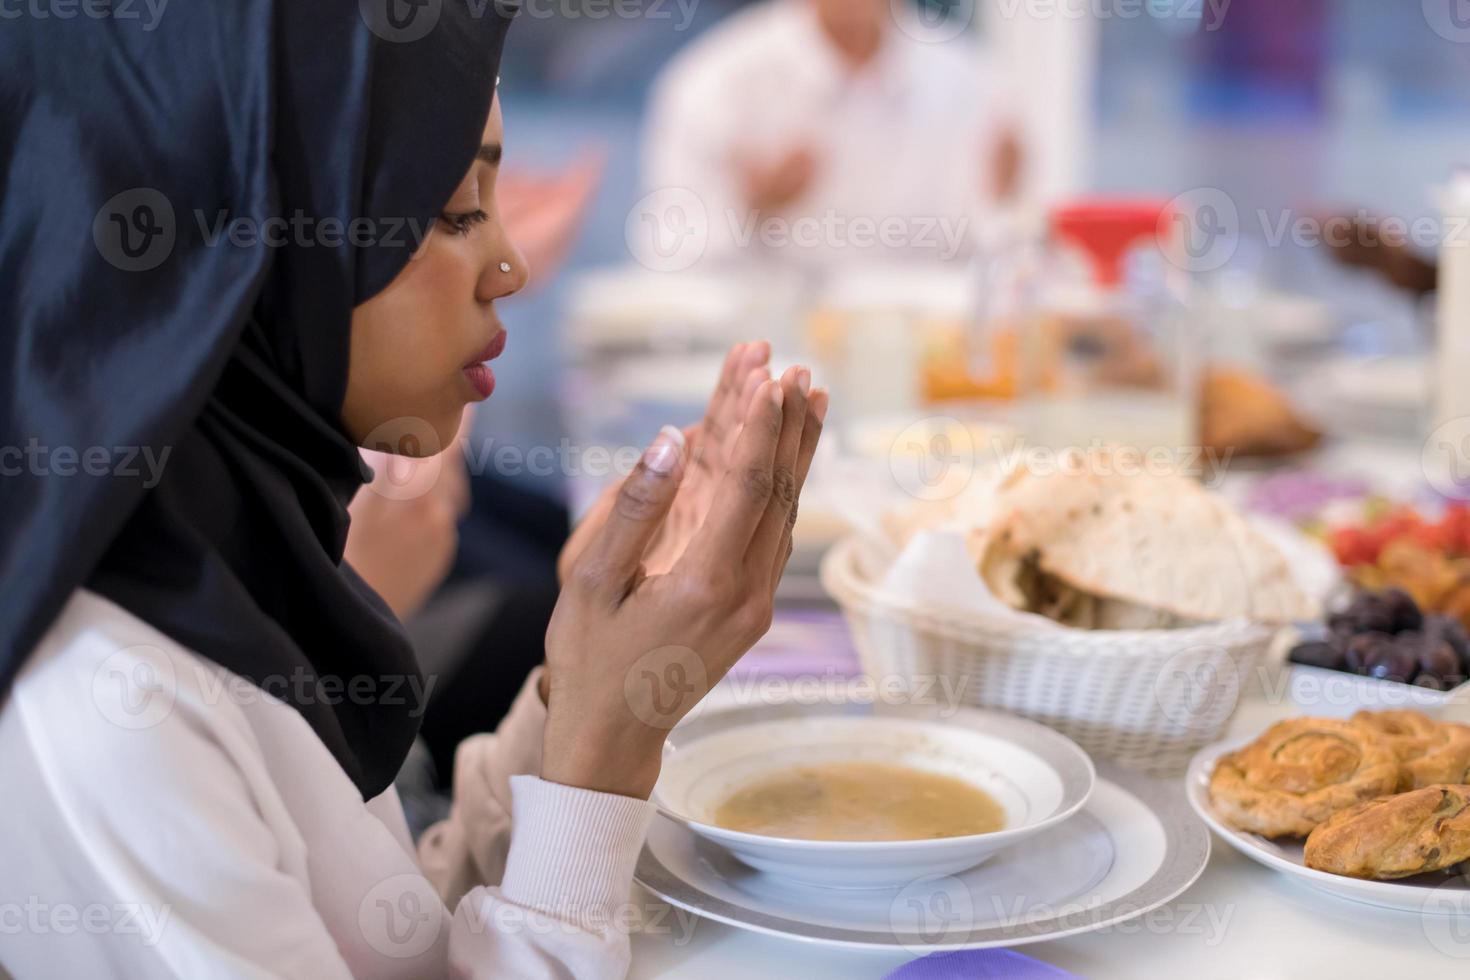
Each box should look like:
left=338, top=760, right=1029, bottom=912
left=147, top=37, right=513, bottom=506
left=1330, top=526, right=1373, bottom=566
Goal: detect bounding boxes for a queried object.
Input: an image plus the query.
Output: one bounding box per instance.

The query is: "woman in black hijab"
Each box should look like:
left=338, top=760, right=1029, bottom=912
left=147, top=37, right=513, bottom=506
left=0, top=2, right=825, bottom=976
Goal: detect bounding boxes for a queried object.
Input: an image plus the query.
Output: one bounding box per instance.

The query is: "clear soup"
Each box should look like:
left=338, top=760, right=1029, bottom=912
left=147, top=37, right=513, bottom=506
left=712, top=761, right=1006, bottom=842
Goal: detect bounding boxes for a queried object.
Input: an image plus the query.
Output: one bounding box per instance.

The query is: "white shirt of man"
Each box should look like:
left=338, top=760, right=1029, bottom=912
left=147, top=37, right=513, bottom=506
left=642, top=0, right=1009, bottom=271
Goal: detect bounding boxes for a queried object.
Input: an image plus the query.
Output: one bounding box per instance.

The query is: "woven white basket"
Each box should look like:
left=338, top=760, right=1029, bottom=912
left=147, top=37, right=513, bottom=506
left=819, top=534, right=1279, bottom=775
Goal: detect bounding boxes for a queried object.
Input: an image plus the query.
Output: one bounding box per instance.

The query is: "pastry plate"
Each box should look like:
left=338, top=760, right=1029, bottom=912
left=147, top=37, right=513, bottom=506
left=635, top=762, right=1208, bottom=952
left=1187, top=738, right=1470, bottom=915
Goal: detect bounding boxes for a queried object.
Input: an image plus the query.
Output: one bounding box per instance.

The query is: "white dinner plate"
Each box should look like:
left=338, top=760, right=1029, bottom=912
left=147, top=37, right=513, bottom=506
left=1186, top=738, right=1470, bottom=915
left=636, top=763, right=1209, bottom=952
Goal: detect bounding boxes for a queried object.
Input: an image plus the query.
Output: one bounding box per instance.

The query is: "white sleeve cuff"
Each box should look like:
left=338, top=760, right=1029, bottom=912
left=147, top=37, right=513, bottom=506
left=497, top=775, right=655, bottom=932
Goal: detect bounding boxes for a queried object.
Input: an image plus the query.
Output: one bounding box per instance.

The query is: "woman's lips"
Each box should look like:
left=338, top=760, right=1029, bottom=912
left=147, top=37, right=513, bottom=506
left=464, top=363, right=495, bottom=399
left=462, top=331, right=506, bottom=400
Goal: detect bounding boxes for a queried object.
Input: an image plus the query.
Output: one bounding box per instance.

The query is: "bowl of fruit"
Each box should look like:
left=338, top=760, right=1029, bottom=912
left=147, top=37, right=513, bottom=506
left=1287, top=588, right=1470, bottom=718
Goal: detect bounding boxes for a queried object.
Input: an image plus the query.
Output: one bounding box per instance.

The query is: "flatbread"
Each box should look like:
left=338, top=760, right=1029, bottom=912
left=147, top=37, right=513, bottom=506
left=971, top=455, right=1316, bottom=625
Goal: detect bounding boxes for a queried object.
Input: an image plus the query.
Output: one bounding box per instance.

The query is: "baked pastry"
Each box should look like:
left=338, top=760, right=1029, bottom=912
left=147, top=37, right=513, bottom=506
left=1209, top=717, right=1401, bottom=837
left=1201, top=366, right=1321, bottom=459
left=1304, top=784, right=1470, bottom=879
left=1352, top=710, right=1470, bottom=789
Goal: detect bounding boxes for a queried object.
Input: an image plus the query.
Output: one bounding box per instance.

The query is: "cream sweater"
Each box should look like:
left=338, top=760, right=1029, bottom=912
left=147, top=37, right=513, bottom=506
left=0, top=590, right=654, bottom=979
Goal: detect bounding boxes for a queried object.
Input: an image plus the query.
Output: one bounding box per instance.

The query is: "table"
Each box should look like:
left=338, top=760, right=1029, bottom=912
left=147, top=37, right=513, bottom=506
left=561, top=381, right=1444, bottom=975
left=625, top=672, right=1469, bottom=978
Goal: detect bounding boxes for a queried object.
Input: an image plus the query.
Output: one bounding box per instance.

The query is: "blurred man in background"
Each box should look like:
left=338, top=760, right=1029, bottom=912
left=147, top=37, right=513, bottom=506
left=643, top=0, right=1020, bottom=270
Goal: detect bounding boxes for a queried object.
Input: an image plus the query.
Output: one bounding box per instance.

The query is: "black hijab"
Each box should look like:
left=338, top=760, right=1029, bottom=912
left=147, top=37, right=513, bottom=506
left=0, top=0, right=517, bottom=798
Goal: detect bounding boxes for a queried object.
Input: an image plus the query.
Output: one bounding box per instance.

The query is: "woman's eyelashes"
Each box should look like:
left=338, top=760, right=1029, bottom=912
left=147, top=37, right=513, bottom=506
left=437, top=209, right=489, bottom=236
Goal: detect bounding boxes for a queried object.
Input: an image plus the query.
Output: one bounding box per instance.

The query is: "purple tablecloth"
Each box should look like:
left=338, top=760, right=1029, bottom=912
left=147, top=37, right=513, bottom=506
left=727, top=607, right=861, bottom=681
left=884, top=950, right=1081, bottom=980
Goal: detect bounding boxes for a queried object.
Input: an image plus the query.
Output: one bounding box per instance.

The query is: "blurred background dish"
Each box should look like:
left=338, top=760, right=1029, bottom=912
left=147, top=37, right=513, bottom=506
left=1292, top=354, right=1429, bottom=442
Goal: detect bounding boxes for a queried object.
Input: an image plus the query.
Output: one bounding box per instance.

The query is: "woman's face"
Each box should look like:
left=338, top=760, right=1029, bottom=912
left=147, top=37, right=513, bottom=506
left=343, top=96, right=528, bottom=455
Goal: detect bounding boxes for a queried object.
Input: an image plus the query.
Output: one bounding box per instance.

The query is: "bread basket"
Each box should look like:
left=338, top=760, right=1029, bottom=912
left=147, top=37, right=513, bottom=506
left=820, top=533, right=1279, bottom=775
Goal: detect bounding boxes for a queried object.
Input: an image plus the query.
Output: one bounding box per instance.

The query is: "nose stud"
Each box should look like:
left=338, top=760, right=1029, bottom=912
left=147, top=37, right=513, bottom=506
left=499, top=261, right=512, bottom=273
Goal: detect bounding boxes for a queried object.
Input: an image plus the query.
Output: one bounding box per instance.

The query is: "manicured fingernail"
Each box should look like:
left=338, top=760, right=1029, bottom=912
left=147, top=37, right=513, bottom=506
left=769, top=380, right=784, bottom=408
left=752, top=340, right=771, bottom=362
left=796, top=368, right=811, bottom=395
left=812, top=388, right=829, bottom=422
left=644, top=425, right=685, bottom=475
